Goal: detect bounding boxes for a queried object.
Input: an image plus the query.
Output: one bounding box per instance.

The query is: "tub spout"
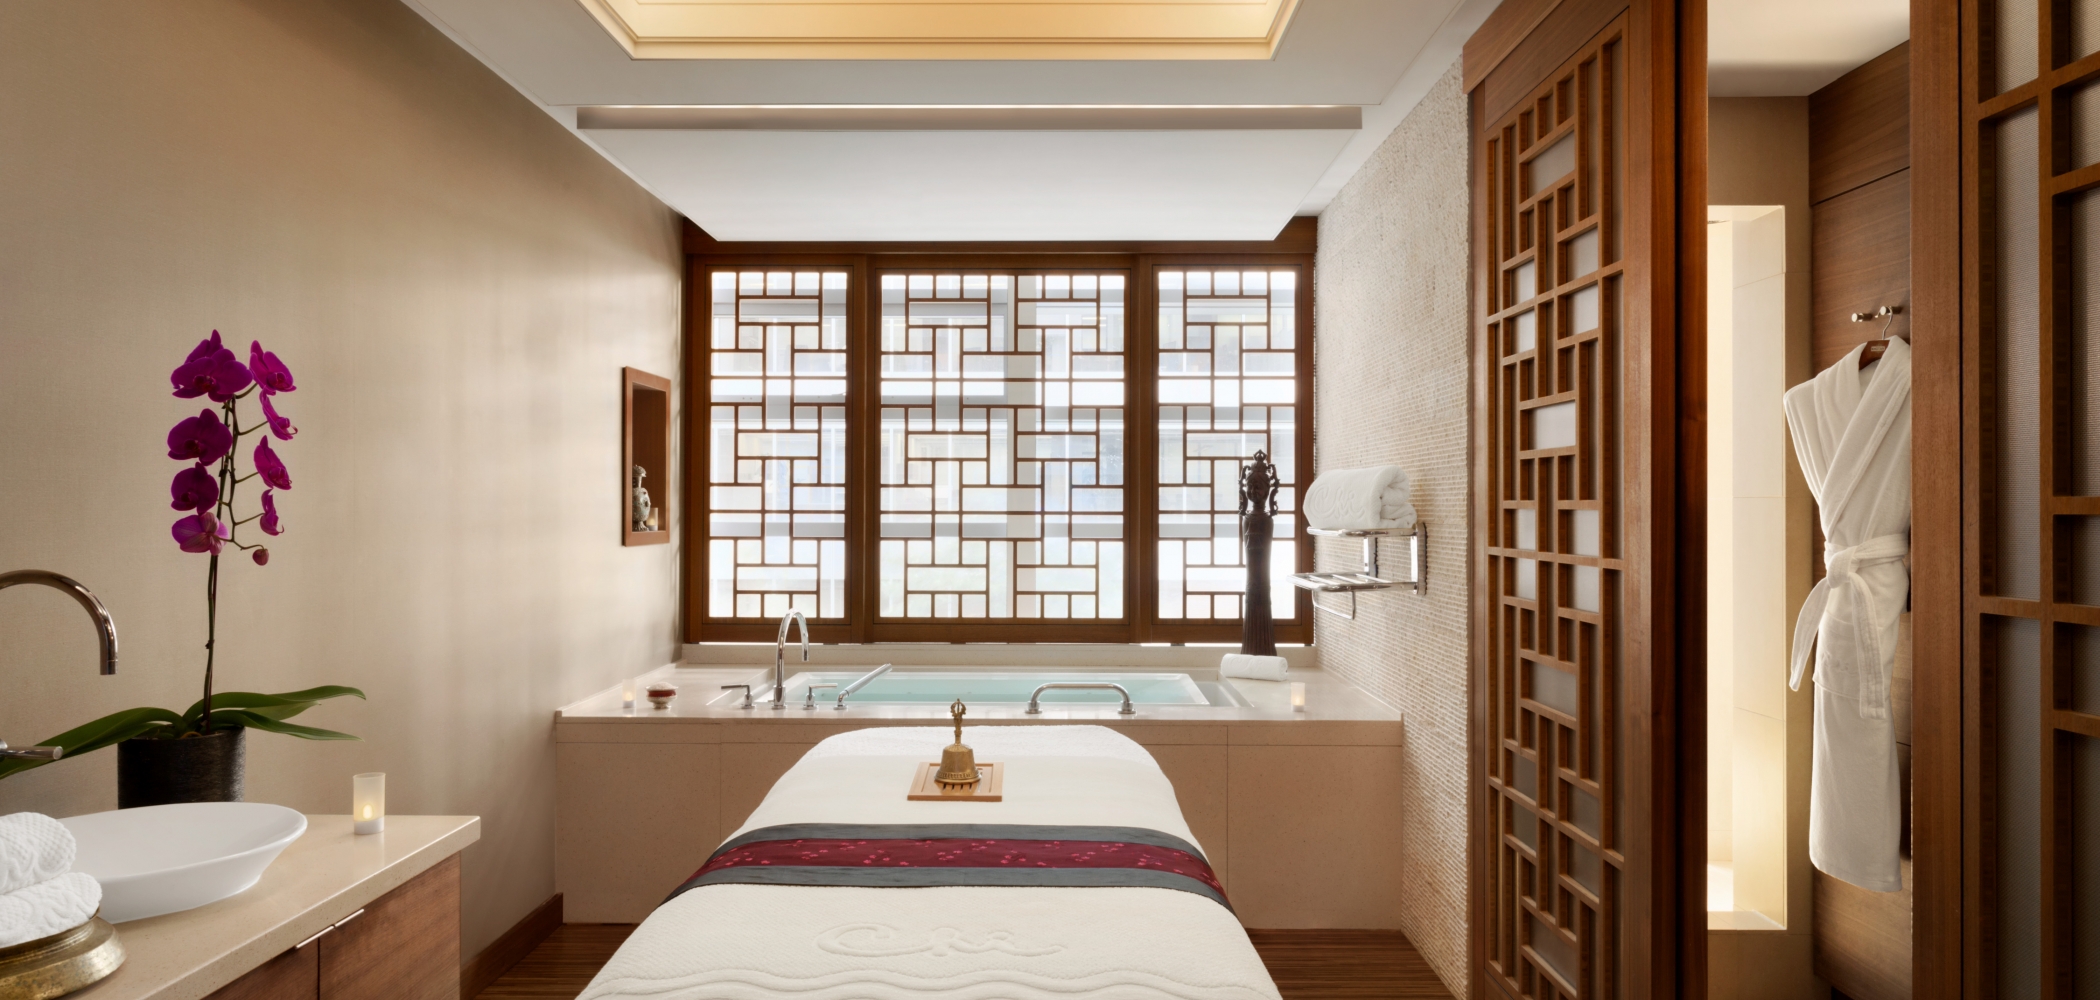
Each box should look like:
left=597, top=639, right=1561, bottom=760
left=772, top=609, right=810, bottom=710
left=1, top=570, right=118, bottom=675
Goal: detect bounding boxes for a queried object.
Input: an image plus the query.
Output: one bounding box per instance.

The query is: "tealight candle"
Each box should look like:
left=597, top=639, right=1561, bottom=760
left=353, top=772, right=385, bottom=835
left=1290, top=682, right=1306, bottom=713
left=621, top=678, right=637, bottom=711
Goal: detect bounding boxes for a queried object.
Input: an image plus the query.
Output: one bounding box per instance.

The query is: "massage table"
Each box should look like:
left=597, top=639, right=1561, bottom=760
left=578, top=725, right=1282, bottom=1000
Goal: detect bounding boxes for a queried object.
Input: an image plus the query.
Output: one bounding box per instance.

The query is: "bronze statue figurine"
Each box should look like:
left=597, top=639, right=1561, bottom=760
left=1239, top=450, right=1280, bottom=656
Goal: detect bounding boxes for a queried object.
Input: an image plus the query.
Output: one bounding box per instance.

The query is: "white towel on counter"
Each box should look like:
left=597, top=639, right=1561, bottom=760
left=1220, top=654, right=1289, bottom=682
left=0, top=872, right=101, bottom=948
left=1303, top=466, right=1413, bottom=530
left=0, top=813, right=76, bottom=896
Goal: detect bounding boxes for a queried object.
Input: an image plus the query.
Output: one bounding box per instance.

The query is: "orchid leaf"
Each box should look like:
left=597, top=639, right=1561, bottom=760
left=0, top=707, right=183, bottom=781
left=181, top=687, right=364, bottom=726
left=212, top=709, right=360, bottom=741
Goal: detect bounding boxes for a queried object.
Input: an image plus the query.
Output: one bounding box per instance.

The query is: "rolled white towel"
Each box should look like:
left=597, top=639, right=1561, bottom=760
left=1379, top=503, right=1419, bottom=530
left=0, top=872, right=102, bottom=947
left=1303, top=466, right=1412, bottom=530
left=1220, top=653, right=1289, bottom=682
left=0, top=813, right=75, bottom=896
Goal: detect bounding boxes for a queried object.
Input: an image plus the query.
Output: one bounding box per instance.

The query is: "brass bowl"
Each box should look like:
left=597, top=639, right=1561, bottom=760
left=0, top=916, right=124, bottom=1000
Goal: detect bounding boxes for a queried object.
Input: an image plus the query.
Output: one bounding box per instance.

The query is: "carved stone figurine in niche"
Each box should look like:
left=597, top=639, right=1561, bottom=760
left=1238, top=450, right=1280, bottom=656
left=631, top=465, right=653, bottom=532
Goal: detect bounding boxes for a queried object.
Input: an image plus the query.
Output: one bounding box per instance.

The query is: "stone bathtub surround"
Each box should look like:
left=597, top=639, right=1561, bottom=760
left=555, top=665, right=1403, bottom=929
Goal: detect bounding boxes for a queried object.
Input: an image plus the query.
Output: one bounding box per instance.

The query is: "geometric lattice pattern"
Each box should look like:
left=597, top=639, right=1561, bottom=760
left=1155, top=268, right=1301, bottom=621
left=705, top=270, right=850, bottom=620
left=1970, top=4, right=2100, bottom=995
left=1481, top=24, right=1626, bottom=1000
left=877, top=272, right=1127, bottom=619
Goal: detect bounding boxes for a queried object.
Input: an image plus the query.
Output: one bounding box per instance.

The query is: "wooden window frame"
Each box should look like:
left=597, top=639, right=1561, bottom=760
left=681, top=221, right=1318, bottom=645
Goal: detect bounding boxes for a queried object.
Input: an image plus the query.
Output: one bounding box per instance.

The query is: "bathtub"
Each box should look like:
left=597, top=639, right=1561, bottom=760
left=716, top=669, right=1250, bottom=709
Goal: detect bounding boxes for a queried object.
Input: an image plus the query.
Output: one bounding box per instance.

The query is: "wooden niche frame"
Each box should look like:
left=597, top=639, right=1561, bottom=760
left=623, top=367, right=672, bottom=546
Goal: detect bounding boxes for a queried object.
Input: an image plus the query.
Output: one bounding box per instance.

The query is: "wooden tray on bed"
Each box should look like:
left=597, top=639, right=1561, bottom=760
left=907, top=761, right=1004, bottom=801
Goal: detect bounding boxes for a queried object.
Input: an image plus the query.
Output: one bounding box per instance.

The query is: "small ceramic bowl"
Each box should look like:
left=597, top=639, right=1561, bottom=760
left=646, top=685, right=678, bottom=709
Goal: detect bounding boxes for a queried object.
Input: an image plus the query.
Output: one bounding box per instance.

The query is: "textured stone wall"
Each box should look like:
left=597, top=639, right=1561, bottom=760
left=1312, top=59, right=1471, bottom=994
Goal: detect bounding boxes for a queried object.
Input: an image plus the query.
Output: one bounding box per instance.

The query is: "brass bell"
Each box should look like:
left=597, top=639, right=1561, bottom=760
left=934, top=698, right=979, bottom=786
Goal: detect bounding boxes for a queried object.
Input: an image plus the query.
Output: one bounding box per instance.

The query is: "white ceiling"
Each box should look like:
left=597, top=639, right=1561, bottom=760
left=1710, top=0, right=1910, bottom=96
left=400, top=0, right=1499, bottom=241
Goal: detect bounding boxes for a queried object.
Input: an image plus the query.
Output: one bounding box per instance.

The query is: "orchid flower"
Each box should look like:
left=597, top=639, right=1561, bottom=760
left=253, top=437, right=291, bottom=490
left=170, top=331, right=254, bottom=402
left=170, top=464, right=219, bottom=512
left=167, top=409, right=233, bottom=464
left=247, top=341, right=296, bottom=395
left=260, top=490, right=283, bottom=536
left=171, top=512, right=229, bottom=554
left=259, top=392, right=296, bottom=440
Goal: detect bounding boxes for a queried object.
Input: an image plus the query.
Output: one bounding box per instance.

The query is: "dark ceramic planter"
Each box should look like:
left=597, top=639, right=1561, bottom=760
left=116, top=726, right=244, bottom=808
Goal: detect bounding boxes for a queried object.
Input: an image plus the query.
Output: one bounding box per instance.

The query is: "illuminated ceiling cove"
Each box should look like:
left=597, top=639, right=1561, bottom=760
left=571, top=0, right=1304, bottom=60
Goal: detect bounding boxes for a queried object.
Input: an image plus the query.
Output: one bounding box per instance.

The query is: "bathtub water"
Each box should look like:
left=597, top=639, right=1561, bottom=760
left=737, top=670, right=1242, bottom=708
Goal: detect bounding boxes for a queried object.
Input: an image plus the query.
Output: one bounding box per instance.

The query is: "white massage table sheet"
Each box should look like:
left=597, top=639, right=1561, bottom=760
left=579, top=725, right=1281, bottom=1000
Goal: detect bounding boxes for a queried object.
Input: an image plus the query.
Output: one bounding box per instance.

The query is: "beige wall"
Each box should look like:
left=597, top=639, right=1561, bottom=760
left=0, top=0, right=684, bottom=960
left=1311, top=61, right=1470, bottom=995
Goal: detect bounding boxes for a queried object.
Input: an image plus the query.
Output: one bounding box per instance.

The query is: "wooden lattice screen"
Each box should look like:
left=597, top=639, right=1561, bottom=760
left=1964, top=0, right=2100, bottom=994
left=1478, top=16, right=1633, bottom=999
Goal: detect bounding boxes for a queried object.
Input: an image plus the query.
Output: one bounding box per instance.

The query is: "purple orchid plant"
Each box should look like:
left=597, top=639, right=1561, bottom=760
left=166, top=333, right=292, bottom=565
left=0, top=335, right=361, bottom=782
left=164, top=332, right=307, bottom=733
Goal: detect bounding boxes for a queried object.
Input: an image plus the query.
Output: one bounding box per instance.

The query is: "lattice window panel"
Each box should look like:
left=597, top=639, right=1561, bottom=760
left=1968, top=2, right=2100, bottom=994
left=1155, top=268, right=1302, bottom=622
left=1481, top=24, right=1626, bottom=1000
left=704, top=270, right=850, bottom=620
left=876, top=272, right=1127, bottom=620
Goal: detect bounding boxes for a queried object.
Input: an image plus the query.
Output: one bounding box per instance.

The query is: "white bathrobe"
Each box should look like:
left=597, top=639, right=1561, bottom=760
left=1783, top=338, right=1911, bottom=892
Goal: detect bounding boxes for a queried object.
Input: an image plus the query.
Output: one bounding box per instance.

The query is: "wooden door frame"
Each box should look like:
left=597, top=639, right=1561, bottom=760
left=1464, top=0, right=1706, bottom=996
left=1909, top=0, right=1962, bottom=997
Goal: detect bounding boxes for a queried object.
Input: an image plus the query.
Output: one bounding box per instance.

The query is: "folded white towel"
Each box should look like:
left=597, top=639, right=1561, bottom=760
left=1220, top=653, right=1289, bottom=682
left=0, top=872, right=101, bottom=947
left=1379, top=502, right=1419, bottom=530
left=1303, top=466, right=1412, bottom=530
left=0, top=813, right=75, bottom=897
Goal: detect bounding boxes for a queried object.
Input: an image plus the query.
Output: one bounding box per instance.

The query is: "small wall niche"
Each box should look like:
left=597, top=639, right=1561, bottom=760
left=623, top=367, right=671, bottom=546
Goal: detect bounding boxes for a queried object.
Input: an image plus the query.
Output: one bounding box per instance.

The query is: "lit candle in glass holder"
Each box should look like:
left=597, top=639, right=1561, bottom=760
left=353, top=772, right=385, bottom=834
left=621, top=678, right=637, bottom=711
left=1290, top=682, right=1307, bottom=713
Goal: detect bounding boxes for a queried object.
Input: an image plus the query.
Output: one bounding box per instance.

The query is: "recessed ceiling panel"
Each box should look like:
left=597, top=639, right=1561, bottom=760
left=586, top=128, right=1357, bottom=240
left=574, top=0, right=1303, bottom=60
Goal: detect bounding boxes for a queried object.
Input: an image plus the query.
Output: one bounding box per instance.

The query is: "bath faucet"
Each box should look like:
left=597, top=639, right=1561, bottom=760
left=772, top=610, right=810, bottom=710
left=1, top=570, right=118, bottom=675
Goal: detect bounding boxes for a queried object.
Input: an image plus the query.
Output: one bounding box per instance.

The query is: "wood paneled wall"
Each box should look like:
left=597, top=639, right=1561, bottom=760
left=1806, top=39, right=1915, bottom=1000
left=1811, top=44, right=1914, bottom=369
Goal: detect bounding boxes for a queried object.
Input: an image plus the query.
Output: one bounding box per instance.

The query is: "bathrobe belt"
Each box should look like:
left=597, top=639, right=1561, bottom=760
left=1789, top=532, right=1909, bottom=720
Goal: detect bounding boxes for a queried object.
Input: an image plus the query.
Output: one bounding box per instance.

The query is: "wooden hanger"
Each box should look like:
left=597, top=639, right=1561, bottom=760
left=1849, top=305, right=1905, bottom=367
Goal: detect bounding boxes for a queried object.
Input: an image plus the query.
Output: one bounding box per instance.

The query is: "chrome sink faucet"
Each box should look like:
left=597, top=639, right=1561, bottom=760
left=1, top=570, right=118, bottom=675
left=772, top=609, right=810, bottom=710
left=1, top=569, right=119, bottom=761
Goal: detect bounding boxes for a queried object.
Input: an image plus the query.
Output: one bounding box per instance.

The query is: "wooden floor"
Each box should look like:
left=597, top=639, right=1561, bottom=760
left=474, top=924, right=1451, bottom=1000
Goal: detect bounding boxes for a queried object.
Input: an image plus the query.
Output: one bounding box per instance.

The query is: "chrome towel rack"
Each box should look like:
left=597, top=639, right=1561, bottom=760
left=1290, top=523, right=1428, bottom=620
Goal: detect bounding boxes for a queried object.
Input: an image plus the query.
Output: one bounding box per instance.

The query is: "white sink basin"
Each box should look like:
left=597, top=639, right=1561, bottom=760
left=61, top=802, right=307, bottom=923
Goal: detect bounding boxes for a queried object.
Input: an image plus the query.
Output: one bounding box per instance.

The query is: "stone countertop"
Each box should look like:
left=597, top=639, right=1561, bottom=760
left=556, top=663, right=1401, bottom=724
left=75, top=814, right=479, bottom=1000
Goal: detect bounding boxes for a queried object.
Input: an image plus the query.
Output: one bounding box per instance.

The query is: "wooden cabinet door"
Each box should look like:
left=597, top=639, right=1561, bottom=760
left=205, top=941, right=318, bottom=1000
left=318, top=855, right=461, bottom=1000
